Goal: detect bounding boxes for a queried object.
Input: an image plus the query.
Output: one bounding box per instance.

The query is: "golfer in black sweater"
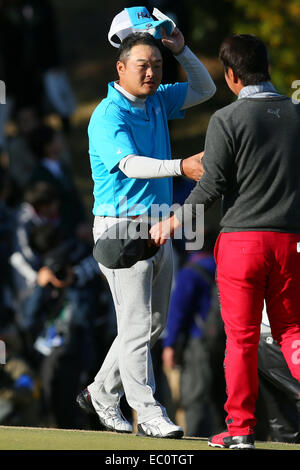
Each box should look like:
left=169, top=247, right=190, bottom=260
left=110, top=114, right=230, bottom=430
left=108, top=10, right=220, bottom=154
left=150, top=34, right=300, bottom=449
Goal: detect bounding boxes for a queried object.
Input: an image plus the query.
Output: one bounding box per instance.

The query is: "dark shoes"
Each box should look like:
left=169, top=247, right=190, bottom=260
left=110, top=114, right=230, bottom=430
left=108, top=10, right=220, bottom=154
left=76, top=388, right=133, bottom=433
left=76, top=388, right=96, bottom=415
left=208, top=431, right=255, bottom=449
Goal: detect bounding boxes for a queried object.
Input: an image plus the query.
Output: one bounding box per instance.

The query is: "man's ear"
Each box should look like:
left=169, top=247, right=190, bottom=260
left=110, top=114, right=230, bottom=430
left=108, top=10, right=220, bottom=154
left=227, top=67, right=239, bottom=84
left=116, top=60, right=125, bottom=77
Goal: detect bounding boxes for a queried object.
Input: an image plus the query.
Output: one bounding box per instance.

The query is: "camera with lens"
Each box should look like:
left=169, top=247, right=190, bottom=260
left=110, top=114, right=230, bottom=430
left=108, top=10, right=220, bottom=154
left=29, top=223, right=90, bottom=285
left=43, top=249, right=69, bottom=281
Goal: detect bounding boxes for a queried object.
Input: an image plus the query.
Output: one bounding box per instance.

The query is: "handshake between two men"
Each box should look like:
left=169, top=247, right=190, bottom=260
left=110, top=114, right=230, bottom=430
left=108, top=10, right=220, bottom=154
left=150, top=150, right=205, bottom=247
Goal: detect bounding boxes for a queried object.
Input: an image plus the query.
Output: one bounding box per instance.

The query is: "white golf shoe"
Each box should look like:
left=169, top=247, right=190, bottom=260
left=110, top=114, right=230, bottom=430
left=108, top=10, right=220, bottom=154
left=95, top=402, right=133, bottom=433
left=137, top=415, right=184, bottom=439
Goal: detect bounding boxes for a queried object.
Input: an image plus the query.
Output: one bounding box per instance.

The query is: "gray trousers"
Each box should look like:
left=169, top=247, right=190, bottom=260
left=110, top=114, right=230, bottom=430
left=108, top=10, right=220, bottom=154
left=88, top=216, right=173, bottom=423
left=180, top=337, right=212, bottom=437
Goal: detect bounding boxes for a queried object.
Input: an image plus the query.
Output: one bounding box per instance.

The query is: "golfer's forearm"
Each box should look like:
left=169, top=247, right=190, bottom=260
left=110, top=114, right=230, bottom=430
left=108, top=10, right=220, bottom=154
left=119, top=154, right=183, bottom=178
left=176, top=46, right=216, bottom=109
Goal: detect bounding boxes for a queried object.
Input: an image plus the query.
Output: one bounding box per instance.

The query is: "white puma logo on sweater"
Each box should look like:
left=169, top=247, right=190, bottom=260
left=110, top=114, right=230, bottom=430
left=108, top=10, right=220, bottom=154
left=267, top=108, right=280, bottom=118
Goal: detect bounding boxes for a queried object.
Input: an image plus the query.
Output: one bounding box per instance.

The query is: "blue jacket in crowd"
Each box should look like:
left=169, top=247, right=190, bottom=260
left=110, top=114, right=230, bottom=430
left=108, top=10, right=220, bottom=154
left=163, top=252, right=216, bottom=348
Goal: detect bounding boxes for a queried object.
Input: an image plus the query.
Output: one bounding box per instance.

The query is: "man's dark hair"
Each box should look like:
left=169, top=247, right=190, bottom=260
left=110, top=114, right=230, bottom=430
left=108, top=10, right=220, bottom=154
left=118, top=32, right=162, bottom=63
left=219, top=34, right=270, bottom=86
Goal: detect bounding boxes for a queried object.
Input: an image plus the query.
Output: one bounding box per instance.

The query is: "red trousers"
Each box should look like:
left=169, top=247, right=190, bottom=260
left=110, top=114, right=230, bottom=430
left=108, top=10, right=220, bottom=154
left=214, top=231, right=300, bottom=436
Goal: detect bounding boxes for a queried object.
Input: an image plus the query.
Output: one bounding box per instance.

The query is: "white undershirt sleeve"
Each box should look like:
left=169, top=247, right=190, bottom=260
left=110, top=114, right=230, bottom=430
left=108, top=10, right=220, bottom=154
left=175, top=46, right=216, bottom=109
left=118, top=154, right=182, bottom=179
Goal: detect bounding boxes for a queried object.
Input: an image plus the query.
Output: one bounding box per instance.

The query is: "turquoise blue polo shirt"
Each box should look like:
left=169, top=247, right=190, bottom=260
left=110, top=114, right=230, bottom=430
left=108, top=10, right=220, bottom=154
left=88, top=81, right=188, bottom=217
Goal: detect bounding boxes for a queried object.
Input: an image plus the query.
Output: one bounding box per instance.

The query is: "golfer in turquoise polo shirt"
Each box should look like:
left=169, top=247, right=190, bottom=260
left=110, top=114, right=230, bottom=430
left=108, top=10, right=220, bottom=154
left=79, top=27, right=216, bottom=438
left=89, top=80, right=187, bottom=216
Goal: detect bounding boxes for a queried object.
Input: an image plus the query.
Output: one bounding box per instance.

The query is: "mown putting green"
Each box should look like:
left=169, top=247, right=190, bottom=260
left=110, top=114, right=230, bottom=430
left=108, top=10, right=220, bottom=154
left=0, top=426, right=300, bottom=451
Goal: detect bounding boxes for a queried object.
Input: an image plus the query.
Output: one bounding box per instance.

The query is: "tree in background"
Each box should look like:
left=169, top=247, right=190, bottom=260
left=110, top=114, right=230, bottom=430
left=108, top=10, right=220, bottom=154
left=187, top=0, right=234, bottom=53
left=225, top=0, right=300, bottom=95
left=187, top=0, right=299, bottom=97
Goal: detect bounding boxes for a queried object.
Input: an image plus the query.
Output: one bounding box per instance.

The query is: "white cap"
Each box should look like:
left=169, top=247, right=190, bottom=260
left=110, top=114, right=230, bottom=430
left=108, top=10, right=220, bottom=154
left=108, top=6, right=176, bottom=48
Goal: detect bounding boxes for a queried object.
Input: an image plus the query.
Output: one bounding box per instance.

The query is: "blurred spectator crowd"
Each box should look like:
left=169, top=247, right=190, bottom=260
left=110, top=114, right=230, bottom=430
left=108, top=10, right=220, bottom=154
left=0, top=0, right=225, bottom=435
left=0, top=0, right=115, bottom=430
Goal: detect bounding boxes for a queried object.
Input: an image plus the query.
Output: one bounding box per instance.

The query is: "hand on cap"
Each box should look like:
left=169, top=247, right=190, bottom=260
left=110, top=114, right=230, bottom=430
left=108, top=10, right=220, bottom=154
left=161, top=27, right=185, bottom=55
left=181, top=152, right=205, bottom=181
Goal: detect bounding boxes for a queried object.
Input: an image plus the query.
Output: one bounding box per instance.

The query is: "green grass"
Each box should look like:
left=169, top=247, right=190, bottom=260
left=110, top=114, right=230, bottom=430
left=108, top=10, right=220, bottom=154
left=0, top=426, right=300, bottom=451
